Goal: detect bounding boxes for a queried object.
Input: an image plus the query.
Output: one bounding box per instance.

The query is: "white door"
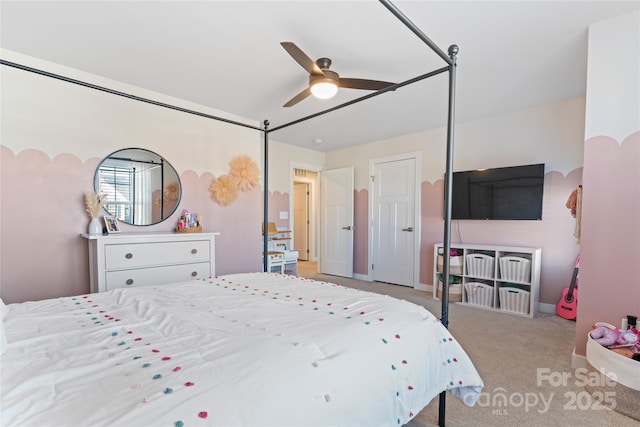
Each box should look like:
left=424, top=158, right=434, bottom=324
left=293, top=182, right=309, bottom=261
left=372, top=158, right=416, bottom=286
left=321, top=167, right=354, bottom=277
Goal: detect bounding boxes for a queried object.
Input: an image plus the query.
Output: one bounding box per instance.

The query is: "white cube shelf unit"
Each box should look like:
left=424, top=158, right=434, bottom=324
left=433, top=243, right=541, bottom=318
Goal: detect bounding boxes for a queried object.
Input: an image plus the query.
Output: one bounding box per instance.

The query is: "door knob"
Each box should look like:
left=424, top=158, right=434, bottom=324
left=342, top=226, right=352, bottom=230
left=402, top=227, right=414, bottom=232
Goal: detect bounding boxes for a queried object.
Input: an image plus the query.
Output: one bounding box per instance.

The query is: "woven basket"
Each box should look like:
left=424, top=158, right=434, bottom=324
left=437, top=283, right=462, bottom=302
left=176, top=225, right=202, bottom=233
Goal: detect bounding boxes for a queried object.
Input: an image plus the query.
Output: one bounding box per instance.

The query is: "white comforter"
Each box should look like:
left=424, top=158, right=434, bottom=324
left=1, top=273, right=483, bottom=427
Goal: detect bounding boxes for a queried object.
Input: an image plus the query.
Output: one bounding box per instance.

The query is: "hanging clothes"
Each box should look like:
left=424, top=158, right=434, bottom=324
left=566, top=186, right=582, bottom=242
left=566, top=188, right=578, bottom=217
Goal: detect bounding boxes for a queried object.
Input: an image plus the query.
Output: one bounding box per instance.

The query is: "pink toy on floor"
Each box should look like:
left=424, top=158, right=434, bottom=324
left=590, top=323, right=640, bottom=348
left=590, top=326, right=618, bottom=347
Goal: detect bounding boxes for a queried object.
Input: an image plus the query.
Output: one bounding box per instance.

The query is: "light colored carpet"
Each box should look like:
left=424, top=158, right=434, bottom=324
left=297, top=262, right=638, bottom=427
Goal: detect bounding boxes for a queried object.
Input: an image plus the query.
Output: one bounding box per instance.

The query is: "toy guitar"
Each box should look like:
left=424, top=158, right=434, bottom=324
left=556, top=256, right=580, bottom=320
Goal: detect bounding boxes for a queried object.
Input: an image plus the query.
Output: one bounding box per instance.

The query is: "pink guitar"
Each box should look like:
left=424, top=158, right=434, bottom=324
left=556, top=256, right=580, bottom=320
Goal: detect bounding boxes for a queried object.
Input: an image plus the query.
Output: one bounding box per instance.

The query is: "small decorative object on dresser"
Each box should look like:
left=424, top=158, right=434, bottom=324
left=176, top=209, right=202, bottom=233
left=104, top=215, right=120, bottom=234
left=88, top=217, right=103, bottom=235
left=84, top=191, right=106, bottom=234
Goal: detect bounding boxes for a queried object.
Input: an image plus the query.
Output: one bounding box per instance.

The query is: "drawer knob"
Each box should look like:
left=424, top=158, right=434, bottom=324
left=191, top=248, right=198, bottom=255
left=125, top=253, right=133, bottom=259
left=191, top=271, right=198, bottom=277
left=126, top=279, right=134, bottom=285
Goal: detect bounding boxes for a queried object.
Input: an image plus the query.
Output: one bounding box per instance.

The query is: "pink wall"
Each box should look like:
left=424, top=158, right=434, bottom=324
left=354, top=189, right=369, bottom=275
left=575, top=133, right=640, bottom=354
left=574, top=10, right=640, bottom=357
left=420, top=181, right=445, bottom=285
left=0, top=147, right=96, bottom=302
left=0, top=146, right=263, bottom=304
left=267, top=191, right=290, bottom=230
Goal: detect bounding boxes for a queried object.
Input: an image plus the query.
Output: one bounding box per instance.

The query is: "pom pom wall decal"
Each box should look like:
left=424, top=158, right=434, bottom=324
left=164, top=181, right=180, bottom=201
left=229, top=155, right=260, bottom=192
left=208, top=155, right=260, bottom=206
left=209, top=175, right=239, bottom=206
left=155, top=181, right=180, bottom=206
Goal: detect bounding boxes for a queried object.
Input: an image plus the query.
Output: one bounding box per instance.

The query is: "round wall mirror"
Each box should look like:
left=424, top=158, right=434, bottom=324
left=94, top=148, right=181, bottom=226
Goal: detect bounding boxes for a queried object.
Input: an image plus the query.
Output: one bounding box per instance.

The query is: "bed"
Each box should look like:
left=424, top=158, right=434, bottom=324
left=1, top=272, right=483, bottom=426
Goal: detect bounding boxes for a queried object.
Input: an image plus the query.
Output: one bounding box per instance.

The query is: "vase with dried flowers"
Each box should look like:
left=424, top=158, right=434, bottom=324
left=84, top=191, right=107, bottom=234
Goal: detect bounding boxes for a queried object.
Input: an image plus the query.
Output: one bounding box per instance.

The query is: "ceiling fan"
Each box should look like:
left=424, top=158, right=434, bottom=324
left=280, top=41, right=396, bottom=107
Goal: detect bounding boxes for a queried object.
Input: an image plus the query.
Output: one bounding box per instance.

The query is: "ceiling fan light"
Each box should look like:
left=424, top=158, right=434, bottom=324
left=310, top=80, right=338, bottom=99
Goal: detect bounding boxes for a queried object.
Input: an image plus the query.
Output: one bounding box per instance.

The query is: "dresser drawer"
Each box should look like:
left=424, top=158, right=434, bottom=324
left=105, top=240, right=210, bottom=270
left=105, top=262, right=211, bottom=291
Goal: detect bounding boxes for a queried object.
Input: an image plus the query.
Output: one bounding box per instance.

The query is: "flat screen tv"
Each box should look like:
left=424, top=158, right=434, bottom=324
left=450, top=163, right=545, bottom=220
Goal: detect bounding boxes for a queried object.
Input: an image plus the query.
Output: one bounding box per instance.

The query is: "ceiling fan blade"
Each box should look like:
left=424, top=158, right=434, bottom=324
left=338, top=78, right=396, bottom=91
left=281, top=42, right=324, bottom=76
left=283, top=87, right=312, bottom=107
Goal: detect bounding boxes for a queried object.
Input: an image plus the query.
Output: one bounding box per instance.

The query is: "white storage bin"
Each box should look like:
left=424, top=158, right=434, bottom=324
left=465, top=253, right=495, bottom=278
left=464, top=282, right=494, bottom=307
left=499, top=256, right=531, bottom=282
left=499, top=287, right=530, bottom=315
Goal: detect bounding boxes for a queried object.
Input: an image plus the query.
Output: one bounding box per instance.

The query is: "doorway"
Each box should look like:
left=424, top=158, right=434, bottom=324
left=291, top=164, right=320, bottom=264
left=293, top=182, right=310, bottom=261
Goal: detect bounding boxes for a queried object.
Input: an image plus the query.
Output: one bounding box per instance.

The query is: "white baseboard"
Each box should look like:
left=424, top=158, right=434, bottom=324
left=539, top=302, right=556, bottom=314
left=572, top=348, right=587, bottom=369
left=353, top=273, right=370, bottom=281
left=415, top=283, right=429, bottom=292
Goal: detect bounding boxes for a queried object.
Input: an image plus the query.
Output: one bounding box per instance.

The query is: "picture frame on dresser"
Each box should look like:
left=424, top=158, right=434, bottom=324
left=104, top=216, right=120, bottom=234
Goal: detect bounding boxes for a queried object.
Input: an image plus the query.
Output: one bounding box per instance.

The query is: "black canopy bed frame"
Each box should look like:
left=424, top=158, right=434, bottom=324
left=1, top=1, right=459, bottom=425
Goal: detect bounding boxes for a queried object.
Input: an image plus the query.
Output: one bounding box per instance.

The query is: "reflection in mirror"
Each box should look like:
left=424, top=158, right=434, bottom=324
left=94, top=148, right=181, bottom=226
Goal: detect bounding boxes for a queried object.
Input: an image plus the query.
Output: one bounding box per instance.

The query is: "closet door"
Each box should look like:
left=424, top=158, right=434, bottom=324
left=371, top=157, right=416, bottom=287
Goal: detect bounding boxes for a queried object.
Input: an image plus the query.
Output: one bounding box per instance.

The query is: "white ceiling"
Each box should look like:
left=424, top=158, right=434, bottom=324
left=1, top=1, right=639, bottom=152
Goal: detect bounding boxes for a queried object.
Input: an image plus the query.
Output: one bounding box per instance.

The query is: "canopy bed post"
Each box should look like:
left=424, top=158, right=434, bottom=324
left=263, top=119, right=270, bottom=273
left=438, top=43, right=459, bottom=427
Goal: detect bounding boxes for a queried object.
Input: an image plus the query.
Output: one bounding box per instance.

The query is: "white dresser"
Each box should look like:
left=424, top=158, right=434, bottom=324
left=82, top=232, right=219, bottom=293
